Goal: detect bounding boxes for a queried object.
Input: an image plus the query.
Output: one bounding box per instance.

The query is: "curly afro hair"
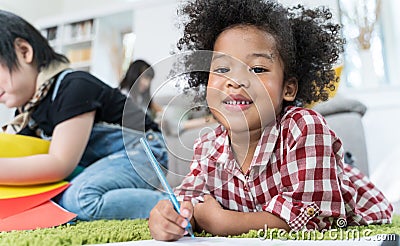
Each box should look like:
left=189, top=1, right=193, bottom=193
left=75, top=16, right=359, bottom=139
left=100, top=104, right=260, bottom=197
left=176, top=0, right=345, bottom=106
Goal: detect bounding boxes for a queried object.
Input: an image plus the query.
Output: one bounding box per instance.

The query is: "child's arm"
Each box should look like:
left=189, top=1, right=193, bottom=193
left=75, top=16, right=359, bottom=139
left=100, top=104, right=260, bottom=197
left=0, top=111, right=95, bottom=185
left=148, top=149, right=209, bottom=241
left=149, top=199, right=195, bottom=241
left=194, top=195, right=290, bottom=236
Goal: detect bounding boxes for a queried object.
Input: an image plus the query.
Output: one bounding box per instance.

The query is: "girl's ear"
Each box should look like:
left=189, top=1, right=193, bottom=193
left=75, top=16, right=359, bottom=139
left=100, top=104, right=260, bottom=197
left=14, top=38, right=34, bottom=64
left=283, top=77, right=298, bottom=102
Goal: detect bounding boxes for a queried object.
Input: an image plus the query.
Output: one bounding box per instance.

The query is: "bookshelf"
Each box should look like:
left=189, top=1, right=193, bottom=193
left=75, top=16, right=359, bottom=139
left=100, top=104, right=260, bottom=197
left=40, top=19, right=95, bottom=72
left=36, top=11, right=134, bottom=87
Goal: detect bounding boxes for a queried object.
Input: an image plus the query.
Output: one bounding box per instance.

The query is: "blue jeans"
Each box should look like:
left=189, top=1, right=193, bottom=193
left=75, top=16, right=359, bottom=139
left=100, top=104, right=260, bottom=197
left=58, top=123, right=169, bottom=220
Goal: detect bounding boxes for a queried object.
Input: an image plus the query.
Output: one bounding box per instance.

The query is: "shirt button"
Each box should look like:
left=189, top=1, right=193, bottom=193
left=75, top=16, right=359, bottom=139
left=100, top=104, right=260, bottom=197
left=306, top=207, right=315, bottom=216
left=243, top=186, right=248, bottom=191
left=147, top=134, right=154, bottom=140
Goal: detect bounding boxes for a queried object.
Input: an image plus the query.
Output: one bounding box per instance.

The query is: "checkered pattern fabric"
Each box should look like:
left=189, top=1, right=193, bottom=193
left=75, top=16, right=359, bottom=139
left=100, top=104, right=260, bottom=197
left=175, top=106, right=393, bottom=231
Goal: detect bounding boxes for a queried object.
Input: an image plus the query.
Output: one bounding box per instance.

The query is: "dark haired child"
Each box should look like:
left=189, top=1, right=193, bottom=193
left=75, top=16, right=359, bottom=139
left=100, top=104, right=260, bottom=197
left=0, top=10, right=168, bottom=220
left=148, top=0, right=392, bottom=241
left=119, top=59, right=163, bottom=120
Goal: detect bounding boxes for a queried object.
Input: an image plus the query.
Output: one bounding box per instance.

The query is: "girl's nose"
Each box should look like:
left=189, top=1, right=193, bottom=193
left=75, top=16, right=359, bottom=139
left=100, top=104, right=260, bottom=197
left=226, top=74, right=250, bottom=89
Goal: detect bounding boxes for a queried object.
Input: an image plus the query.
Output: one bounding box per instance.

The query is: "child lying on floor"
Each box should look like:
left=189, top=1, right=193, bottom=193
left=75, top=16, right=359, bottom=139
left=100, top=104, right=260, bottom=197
left=148, top=0, right=393, bottom=241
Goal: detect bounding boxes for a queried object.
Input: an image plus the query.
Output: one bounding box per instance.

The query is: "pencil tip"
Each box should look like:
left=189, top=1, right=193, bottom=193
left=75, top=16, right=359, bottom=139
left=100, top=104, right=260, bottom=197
left=187, top=227, right=195, bottom=238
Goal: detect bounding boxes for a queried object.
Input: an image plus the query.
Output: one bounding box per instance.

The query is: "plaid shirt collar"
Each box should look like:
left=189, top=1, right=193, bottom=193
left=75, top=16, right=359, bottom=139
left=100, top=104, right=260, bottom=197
left=203, top=113, right=282, bottom=174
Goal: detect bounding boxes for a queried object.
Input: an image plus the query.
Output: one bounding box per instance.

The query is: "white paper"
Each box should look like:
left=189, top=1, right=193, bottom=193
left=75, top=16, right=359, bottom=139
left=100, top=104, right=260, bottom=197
left=92, top=235, right=390, bottom=245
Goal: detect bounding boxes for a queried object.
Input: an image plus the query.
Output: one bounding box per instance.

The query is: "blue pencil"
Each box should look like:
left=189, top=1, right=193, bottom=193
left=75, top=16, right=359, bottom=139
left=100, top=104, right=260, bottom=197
left=140, top=137, right=195, bottom=238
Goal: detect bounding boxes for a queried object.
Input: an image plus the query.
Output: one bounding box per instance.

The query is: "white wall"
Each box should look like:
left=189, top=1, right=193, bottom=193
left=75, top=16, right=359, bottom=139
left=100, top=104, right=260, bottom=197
left=132, top=1, right=180, bottom=65
left=131, top=1, right=181, bottom=101
left=381, top=0, right=400, bottom=86
left=0, top=0, right=59, bottom=23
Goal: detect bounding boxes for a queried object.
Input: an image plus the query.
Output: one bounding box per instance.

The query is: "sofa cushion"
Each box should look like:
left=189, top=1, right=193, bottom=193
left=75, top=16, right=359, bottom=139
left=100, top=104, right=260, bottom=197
left=313, top=94, right=367, bottom=117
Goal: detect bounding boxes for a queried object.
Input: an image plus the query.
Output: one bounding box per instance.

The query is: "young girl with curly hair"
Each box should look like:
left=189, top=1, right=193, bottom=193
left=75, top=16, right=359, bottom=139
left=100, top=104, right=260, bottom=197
left=148, top=0, right=393, bottom=240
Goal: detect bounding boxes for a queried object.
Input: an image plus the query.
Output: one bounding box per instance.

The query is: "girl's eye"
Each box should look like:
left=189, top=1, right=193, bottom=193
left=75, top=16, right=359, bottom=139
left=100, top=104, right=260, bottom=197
left=251, top=67, right=268, bottom=73
left=213, top=67, right=230, bottom=74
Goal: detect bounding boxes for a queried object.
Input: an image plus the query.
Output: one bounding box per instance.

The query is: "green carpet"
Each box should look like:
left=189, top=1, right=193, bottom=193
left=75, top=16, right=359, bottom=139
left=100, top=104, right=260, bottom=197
left=0, top=216, right=399, bottom=245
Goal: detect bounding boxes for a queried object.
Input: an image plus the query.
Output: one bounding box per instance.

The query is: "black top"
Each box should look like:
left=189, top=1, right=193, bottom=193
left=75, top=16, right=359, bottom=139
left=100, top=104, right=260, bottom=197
left=19, top=71, right=159, bottom=137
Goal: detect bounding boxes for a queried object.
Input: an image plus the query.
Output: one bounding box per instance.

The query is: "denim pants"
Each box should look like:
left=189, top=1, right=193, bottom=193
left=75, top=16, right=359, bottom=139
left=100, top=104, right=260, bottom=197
left=58, top=123, right=169, bottom=220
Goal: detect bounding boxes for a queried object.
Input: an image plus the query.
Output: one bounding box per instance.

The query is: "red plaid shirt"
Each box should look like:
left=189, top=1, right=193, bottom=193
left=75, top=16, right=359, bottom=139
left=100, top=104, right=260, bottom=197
left=175, top=106, right=393, bottom=231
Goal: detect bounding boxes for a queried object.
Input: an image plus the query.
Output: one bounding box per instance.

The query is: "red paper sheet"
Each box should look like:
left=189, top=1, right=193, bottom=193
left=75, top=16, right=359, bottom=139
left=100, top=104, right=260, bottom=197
left=0, top=183, right=70, bottom=219
left=0, top=200, right=76, bottom=231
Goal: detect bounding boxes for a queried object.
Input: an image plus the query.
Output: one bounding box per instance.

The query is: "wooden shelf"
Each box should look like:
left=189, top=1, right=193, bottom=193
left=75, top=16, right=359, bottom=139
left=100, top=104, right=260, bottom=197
left=62, top=37, right=94, bottom=47
left=36, top=10, right=134, bottom=87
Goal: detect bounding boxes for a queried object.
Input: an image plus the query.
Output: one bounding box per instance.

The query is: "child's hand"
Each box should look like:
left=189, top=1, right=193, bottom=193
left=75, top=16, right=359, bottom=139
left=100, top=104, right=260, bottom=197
left=148, top=199, right=194, bottom=241
left=194, top=195, right=224, bottom=232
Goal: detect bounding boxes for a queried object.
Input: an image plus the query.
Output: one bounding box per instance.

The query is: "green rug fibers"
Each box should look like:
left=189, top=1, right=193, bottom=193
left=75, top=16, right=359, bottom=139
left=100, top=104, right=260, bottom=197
left=1, top=216, right=399, bottom=246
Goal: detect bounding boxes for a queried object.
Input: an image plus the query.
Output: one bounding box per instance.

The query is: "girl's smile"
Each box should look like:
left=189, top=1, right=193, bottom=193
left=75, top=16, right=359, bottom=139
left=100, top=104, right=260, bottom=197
left=222, top=94, right=253, bottom=112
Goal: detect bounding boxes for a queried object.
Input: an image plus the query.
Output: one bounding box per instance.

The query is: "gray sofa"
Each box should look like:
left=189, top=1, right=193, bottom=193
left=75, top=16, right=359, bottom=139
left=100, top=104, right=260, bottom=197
left=162, top=95, right=369, bottom=187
